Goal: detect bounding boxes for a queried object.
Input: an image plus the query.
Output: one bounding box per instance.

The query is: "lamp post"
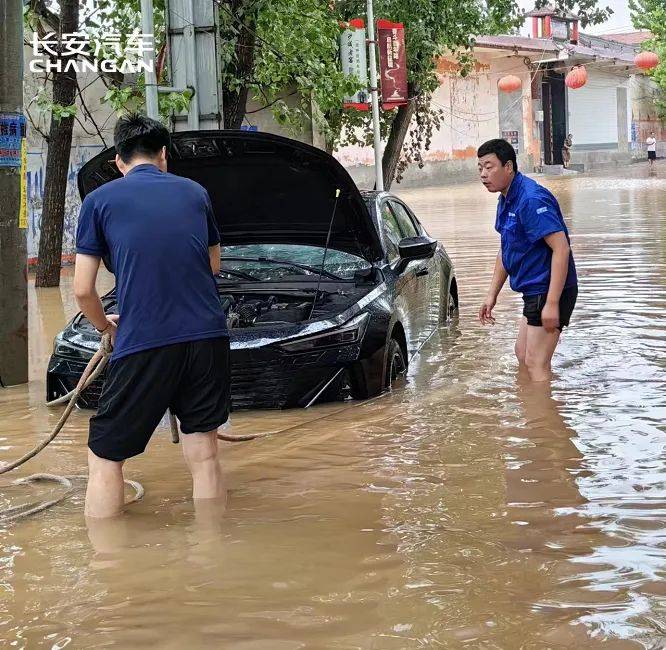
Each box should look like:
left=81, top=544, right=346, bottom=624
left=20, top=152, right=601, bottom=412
left=366, top=0, right=384, bottom=191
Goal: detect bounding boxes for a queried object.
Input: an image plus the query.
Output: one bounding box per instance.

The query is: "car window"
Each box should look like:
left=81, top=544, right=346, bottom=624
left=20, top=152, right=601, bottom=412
left=389, top=201, right=419, bottom=238
left=381, top=202, right=402, bottom=261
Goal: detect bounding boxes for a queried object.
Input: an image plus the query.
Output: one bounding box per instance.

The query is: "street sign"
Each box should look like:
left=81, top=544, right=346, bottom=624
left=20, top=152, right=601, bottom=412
left=340, top=19, right=370, bottom=110
left=377, top=21, right=408, bottom=110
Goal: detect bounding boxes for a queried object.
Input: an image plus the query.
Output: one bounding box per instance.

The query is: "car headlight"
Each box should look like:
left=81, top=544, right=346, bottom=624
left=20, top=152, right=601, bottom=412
left=280, top=313, right=370, bottom=353
left=53, top=335, right=95, bottom=361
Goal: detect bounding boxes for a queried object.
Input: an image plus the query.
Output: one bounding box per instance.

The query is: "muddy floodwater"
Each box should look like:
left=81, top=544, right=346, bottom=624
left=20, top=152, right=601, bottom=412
left=1, top=167, right=665, bottom=648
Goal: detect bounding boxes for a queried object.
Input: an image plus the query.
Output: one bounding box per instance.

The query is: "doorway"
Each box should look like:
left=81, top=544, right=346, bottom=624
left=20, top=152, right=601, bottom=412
left=542, top=72, right=567, bottom=165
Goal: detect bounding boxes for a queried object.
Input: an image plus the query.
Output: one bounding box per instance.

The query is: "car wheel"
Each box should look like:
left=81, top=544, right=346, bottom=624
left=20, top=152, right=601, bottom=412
left=440, top=285, right=459, bottom=324
left=385, top=338, right=407, bottom=389
left=448, top=291, right=458, bottom=318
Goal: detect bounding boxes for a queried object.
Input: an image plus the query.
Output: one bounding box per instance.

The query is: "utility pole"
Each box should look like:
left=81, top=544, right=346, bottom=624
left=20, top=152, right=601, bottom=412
left=0, top=0, right=28, bottom=386
left=141, top=0, right=160, bottom=119
left=141, top=0, right=223, bottom=128
left=166, top=0, right=223, bottom=131
left=366, top=0, right=384, bottom=191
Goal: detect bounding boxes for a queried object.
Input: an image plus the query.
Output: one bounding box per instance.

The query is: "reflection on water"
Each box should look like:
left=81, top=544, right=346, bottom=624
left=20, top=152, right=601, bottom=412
left=1, top=168, right=664, bottom=647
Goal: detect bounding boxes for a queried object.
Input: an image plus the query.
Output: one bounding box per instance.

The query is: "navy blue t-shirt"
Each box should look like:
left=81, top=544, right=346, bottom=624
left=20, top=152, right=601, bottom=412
left=76, top=163, right=227, bottom=361
left=495, top=172, right=577, bottom=296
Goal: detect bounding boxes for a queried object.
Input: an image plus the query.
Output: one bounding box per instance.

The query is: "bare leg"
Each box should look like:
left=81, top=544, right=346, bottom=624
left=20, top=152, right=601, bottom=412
left=515, top=316, right=528, bottom=366
left=524, top=324, right=561, bottom=382
left=181, top=429, right=225, bottom=500
left=85, top=449, right=125, bottom=518
left=86, top=514, right=130, bottom=555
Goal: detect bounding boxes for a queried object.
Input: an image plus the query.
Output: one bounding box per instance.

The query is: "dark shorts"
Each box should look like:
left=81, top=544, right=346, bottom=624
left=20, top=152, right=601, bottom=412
left=522, top=285, right=578, bottom=331
left=648, top=150, right=657, bottom=161
left=89, top=337, right=231, bottom=462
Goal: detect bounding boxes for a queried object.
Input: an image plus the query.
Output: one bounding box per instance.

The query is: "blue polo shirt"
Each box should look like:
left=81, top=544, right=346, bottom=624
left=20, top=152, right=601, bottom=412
left=495, top=172, right=577, bottom=296
left=76, top=163, right=227, bottom=361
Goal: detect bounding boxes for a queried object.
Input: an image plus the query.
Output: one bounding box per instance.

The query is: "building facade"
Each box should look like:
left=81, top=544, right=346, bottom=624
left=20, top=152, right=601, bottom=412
left=337, top=8, right=664, bottom=188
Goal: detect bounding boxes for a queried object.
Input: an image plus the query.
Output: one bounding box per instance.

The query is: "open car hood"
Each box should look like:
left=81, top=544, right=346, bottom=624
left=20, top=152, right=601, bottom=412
left=77, top=130, right=383, bottom=262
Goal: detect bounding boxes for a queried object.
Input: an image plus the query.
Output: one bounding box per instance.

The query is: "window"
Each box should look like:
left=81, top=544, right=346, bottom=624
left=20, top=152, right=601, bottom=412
left=381, top=202, right=402, bottom=261
left=389, top=201, right=419, bottom=238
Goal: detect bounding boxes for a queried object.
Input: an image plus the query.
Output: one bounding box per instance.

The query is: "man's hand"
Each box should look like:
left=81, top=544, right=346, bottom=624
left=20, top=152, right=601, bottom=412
left=479, top=295, right=497, bottom=325
left=99, top=314, right=119, bottom=346
left=541, top=300, right=560, bottom=333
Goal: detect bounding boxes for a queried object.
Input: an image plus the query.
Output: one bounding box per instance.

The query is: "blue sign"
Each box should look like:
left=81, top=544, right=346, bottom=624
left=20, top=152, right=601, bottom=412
left=0, top=113, right=26, bottom=168
left=240, top=125, right=258, bottom=132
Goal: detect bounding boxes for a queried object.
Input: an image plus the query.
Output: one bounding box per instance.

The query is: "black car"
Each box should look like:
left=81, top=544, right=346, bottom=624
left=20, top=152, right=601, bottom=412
left=47, top=131, right=458, bottom=410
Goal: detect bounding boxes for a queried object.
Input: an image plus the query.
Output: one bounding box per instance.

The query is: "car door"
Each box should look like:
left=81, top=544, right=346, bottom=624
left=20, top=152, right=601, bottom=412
left=388, top=199, right=435, bottom=345
left=391, top=200, right=442, bottom=335
left=379, top=200, right=421, bottom=357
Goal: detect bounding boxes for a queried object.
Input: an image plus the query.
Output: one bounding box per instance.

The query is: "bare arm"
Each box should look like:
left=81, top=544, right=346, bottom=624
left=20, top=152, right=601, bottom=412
left=209, top=243, right=221, bottom=275
left=73, top=254, right=116, bottom=337
left=479, top=250, right=508, bottom=324
left=540, top=231, right=571, bottom=332
left=487, top=249, right=509, bottom=300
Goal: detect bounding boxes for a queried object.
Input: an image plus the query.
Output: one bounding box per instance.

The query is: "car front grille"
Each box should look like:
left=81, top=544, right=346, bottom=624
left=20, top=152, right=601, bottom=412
left=48, top=342, right=359, bottom=410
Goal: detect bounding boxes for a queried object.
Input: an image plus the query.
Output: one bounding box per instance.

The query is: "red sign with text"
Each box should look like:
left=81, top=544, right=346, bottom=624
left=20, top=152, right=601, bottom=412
left=377, top=20, right=408, bottom=110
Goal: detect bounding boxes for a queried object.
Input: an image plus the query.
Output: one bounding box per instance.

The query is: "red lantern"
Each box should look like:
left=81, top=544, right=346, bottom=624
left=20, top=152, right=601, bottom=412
left=635, top=51, right=659, bottom=71
left=498, top=75, right=522, bottom=93
left=565, top=65, right=587, bottom=90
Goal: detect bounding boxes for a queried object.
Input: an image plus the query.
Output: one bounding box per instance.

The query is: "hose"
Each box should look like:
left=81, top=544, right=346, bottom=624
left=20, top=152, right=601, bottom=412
left=0, top=334, right=114, bottom=476
left=0, top=333, right=144, bottom=522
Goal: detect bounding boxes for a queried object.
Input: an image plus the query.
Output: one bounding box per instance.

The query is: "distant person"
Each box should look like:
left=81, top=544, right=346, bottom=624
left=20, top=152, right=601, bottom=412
left=477, top=139, right=578, bottom=382
left=562, top=134, right=573, bottom=169
left=74, top=114, right=230, bottom=519
left=646, top=132, right=657, bottom=168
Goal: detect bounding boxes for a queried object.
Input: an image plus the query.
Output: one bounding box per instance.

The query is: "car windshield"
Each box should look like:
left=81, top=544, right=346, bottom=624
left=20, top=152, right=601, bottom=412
left=220, top=244, right=371, bottom=282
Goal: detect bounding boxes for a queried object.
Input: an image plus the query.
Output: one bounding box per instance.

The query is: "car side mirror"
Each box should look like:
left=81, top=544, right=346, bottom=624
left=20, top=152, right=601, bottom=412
left=398, top=236, right=437, bottom=261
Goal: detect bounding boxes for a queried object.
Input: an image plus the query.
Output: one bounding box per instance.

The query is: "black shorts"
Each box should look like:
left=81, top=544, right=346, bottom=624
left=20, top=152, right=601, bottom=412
left=89, top=337, right=231, bottom=462
left=522, top=285, right=578, bottom=331
left=648, top=150, right=657, bottom=161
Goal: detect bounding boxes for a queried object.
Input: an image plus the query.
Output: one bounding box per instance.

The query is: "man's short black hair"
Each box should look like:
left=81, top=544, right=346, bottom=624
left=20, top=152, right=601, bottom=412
left=114, top=113, right=170, bottom=164
left=477, top=138, right=518, bottom=173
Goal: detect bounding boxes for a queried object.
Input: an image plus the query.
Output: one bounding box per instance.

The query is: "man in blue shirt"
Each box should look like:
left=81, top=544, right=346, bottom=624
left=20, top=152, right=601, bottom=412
left=477, top=139, right=578, bottom=382
left=74, top=114, right=229, bottom=518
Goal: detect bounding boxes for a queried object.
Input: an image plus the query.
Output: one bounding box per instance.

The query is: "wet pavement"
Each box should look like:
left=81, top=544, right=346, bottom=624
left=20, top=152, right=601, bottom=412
left=1, top=165, right=665, bottom=648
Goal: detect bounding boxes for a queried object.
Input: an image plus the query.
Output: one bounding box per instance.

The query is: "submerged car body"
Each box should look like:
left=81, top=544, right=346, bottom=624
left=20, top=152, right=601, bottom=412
left=47, top=131, right=457, bottom=410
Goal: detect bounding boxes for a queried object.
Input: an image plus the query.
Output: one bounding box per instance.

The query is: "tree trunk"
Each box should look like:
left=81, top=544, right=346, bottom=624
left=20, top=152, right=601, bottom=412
left=35, top=0, right=78, bottom=288
left=381, top=100, right=416, bottom=191
left=221, top=2, right=257, bottom=129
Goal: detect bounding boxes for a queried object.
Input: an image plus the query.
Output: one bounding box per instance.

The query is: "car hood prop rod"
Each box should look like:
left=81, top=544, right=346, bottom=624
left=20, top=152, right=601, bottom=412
left=308, top=189, right=341, bottom=320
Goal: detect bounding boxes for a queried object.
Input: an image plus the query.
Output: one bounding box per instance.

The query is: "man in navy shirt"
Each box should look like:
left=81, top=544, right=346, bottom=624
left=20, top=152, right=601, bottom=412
left=477, top=139, right=578, bottom=381
left=74, top=114, right=229, bottom=518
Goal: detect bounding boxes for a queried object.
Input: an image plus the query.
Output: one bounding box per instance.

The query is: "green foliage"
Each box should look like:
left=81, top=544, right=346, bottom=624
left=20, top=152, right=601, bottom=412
left=249, top=0, right=362, bottom=142
left=630, top=0, right=666, bottom=120
left=228, top=0, right=522, bottom=169
left=33, top=89, right=78, bottom=123
left=159, top=88, right=194, bottom=115
left=88, top=0, right=172, bottom=120
left=102, top=86, right=136, bottom=113
left=330, top=0, right=522, bottom=180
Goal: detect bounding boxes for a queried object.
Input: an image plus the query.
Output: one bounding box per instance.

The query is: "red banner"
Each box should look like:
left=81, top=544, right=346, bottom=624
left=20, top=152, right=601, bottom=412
left=377, top=20, right=408, bottom=110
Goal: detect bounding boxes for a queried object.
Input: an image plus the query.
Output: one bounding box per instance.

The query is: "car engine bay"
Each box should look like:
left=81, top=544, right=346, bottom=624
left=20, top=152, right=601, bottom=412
left=221, top=294, right=314, bottom=328
left=220, top=288, right=367, bottom=328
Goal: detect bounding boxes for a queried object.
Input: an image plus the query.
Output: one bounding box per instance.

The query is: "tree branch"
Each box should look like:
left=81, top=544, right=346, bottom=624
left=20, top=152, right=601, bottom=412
left=29, top=0, right=125, bottom=86
left=76, top=77, right=108, bottom=147
left=25, top=108, right=51, bottom=143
